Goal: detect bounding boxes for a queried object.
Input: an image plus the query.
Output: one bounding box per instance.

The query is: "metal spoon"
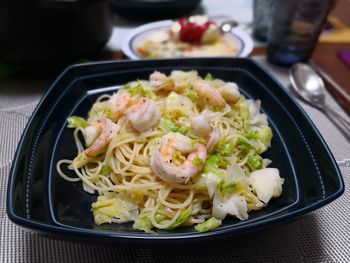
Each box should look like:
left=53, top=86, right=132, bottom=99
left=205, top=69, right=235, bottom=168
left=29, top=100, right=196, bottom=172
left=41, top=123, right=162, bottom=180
left=289, top=63, right=350, bottom=139
left=220, top=20, right=239, bottom=33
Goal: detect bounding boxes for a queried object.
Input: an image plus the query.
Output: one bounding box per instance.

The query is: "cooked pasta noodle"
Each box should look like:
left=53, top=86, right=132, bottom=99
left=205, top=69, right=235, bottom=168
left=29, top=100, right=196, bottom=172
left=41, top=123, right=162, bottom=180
left=57, top=70, right=284, bottom=233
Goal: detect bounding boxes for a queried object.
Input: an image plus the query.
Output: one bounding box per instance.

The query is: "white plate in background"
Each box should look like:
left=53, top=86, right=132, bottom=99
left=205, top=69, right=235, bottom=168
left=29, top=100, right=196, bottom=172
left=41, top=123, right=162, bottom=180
left=122, top=20, right=254, bottom=60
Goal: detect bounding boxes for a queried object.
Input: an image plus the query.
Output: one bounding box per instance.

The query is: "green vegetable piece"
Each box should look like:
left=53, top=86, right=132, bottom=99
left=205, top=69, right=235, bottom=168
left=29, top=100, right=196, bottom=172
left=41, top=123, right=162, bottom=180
left=204, top=73, right=214, bottom=81
left=247, top=154, right=263, bottom=170
left=238, top=100, right=249, bottom=131
left=161, top=117, right=179, bottom=132
left=257, top=126, right=273, bottom=153
left=219, top=181, right=237, bottom=193
left=99, top=165, right=111, bottom=176
left=224, top=109, right=235, bottom=119
left=202, top=155, right=224, bottom=177
left=197, top=137, right=208, bottom=145
left=125, top=81, right=157, bottom=99
left=133, top=212, right=155, bottom=234
left=91, top=197, right=118, bottom=225
left=161, top=117, right=190, bottom=135
left=93, top=213, right=112, bottom=225
left=187, top=88, right=199, bottom=102
left=195, top=217, right=222, bottom=232
left=235, top=137, right=253, bottom=151
left=133, top=212, right=166, bottom=234
left=216, top=136, right=226, bottom=150
left=245, top=130, right=258, bottom=140
left=69, top=152, right=89, bottom=169
left=67, top=116, right=88, bottom=128
left=192, top=157, right=204, bottom=167
left=178, top=125, right=191, bottom=135
left=88, top=102, right=113, bottom=121
left=218, top=180, right=246, bottom=198
left=92, top=196, right=139, bottom=226
left=167, top=209, right=192, bottom=230
left=223, top=143, right=233, bottom=156
left=217, top=138, right=234, bottom=157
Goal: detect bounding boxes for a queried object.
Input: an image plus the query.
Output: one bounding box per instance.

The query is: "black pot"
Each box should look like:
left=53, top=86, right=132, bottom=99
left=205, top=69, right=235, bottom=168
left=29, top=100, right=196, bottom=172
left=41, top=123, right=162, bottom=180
left=0, top=0, right=113, bottom=67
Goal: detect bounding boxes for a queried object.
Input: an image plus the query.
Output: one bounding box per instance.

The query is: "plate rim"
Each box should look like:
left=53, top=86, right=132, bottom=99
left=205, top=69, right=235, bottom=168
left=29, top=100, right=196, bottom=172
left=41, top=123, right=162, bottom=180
left=121, top=20, right=254, bottom=60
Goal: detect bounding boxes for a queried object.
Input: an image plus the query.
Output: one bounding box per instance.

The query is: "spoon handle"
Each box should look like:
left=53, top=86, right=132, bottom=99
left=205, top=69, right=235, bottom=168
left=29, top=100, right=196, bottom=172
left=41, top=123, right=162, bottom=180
left=321, top=106, right=350, bottom=141
left=324, top=105, right=350, bottom=129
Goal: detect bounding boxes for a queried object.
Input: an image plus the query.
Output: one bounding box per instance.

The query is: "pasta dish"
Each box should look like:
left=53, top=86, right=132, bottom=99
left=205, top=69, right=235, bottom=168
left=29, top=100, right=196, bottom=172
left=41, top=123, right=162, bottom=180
left=136, top=16, right=238, bottom=58
left=57, top=70, right=284, bottom=233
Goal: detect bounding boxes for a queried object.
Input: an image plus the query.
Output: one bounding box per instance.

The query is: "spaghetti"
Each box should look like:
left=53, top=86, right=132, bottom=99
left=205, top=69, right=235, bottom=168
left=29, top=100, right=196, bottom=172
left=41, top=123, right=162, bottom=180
left=57, top=70, right=284, bottom=233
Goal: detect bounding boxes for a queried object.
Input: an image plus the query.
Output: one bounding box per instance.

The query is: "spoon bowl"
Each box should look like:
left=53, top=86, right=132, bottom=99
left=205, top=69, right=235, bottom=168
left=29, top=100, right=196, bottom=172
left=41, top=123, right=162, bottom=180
left=289, top=63, right=350, bottom=139
left=290, top=63, right=326, bottom=107
left=220, top=20, right=239, bottom=33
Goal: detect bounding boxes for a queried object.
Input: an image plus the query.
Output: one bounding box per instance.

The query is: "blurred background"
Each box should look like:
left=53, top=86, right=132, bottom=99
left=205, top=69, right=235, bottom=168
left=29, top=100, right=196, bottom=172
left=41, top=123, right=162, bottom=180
left=0, top=0, right=349, bottom=111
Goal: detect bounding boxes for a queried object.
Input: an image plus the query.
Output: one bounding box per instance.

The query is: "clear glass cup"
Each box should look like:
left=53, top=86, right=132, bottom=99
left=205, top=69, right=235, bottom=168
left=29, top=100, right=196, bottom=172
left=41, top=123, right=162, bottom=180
left=253, top=0, right=272, bottom=41
left=267, top=0, right=336, bottom=66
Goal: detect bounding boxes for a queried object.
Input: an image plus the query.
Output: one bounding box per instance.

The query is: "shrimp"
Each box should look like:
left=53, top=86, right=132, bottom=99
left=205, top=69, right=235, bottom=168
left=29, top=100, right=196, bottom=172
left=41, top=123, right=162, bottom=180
left=190, top=110, right=217, bottom=137
left=125, top=98, right=161, bottom=132
left=149, top=71, right=173, bottom=90
left=85, top=118, right=120, bottom=158
left=207, top=127, right=220, bottom=153
left=108, top=90, right=132, bottom=121
left=194, top=81, right=226, bottom=108
left=150, top=133, right=207, bottom=184
left=82, top=124, right=103, bottom=147
left=190, top=110, right=220, bottom=153
left=169, top=70, right=199, bottom=91
left=218, top=82, right=240, bottom=104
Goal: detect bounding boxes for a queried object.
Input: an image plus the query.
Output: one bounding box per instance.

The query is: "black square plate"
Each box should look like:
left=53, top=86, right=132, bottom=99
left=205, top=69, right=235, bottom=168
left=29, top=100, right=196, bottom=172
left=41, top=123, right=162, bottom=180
left=6, top=58, right=344, bottom=243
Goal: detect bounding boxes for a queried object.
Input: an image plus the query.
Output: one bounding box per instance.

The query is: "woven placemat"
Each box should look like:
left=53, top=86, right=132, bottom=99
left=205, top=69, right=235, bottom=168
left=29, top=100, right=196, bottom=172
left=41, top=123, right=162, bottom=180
left=1, top=57, right=349, bottom=263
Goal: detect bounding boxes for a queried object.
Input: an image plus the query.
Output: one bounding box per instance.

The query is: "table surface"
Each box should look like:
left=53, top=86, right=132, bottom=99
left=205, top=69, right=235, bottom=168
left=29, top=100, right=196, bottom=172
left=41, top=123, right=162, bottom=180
left=1, top=1, right=350, bottom=263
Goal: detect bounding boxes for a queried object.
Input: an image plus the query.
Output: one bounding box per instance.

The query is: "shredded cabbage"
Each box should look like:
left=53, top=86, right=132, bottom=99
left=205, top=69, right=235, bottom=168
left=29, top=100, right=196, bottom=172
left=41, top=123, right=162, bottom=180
left=256, top=125, right=273, bottom=153
left=160, top=117, right=191, bottom=135
left=167, top=209, right=192, bottom=229
left=67, top=116, right=88, bottom=128
left=195, top=217, right=222, bottom=232
left=92, top=196, right=138, bottom=225
left=166, top=91, right=195, bottom=115
left=133, top=212, right=166, bottom=234
left=88, top=102, right=114, bottom=123
left=247, top=154, right=263, bottom=170
left=70, top=152, right=89, bottom=169
left=212, top=193, right=248, bottom=220
left=99, top=165, right=111, bottom=176
left=249, top=168, right=284, bottom=203
left=125, top=80, right=157, bottom=100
